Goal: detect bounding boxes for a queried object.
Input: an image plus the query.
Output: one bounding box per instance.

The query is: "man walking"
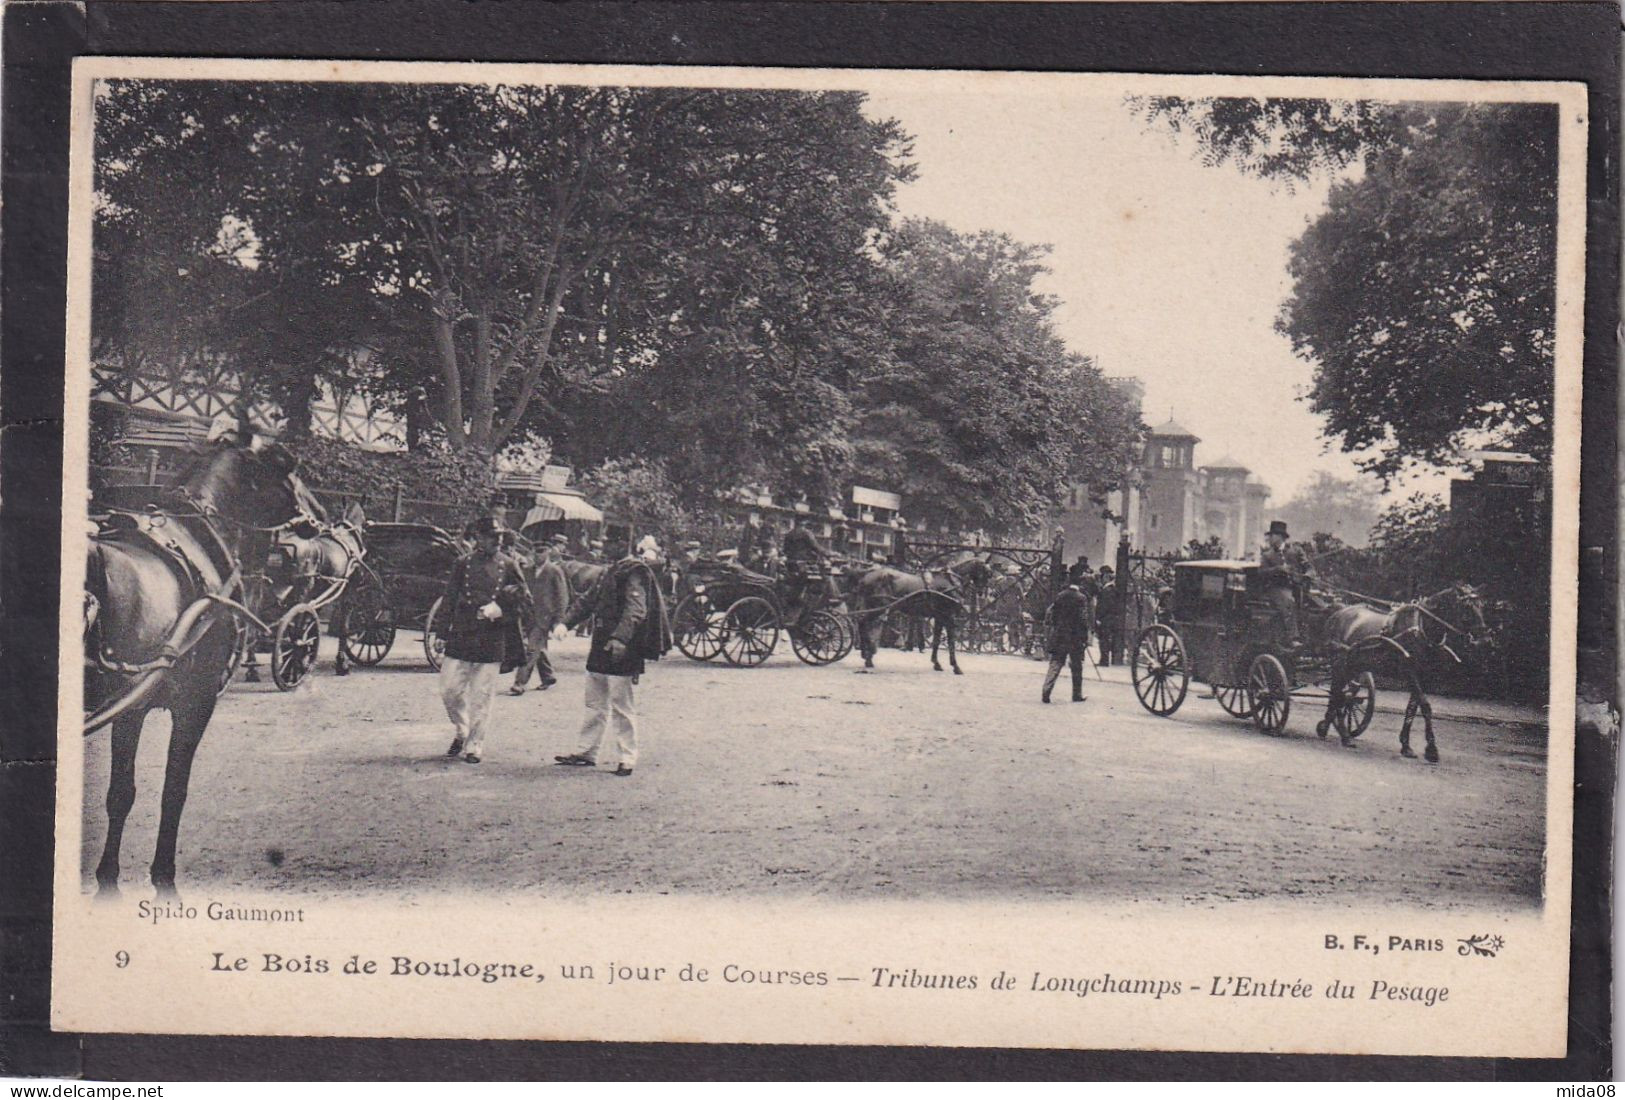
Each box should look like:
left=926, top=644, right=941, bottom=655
left=554, top=534, right=669, bottom=777
left=440, top=517, right=532, bottom=764
left=1042, top=579, right=1091, bottom=704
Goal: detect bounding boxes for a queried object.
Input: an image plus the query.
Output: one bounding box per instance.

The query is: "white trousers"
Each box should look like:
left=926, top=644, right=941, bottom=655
left=440, top=656, right=499, bottom=757
left=575, top=672, right=638, bottom=767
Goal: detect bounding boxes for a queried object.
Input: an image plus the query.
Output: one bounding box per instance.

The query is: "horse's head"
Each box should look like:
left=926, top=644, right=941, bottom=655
left=176, top=437, right=318, bottom=533
left=1416, top=583, right=1494, bottom=662
left=951, top=558, right=994, bottom=595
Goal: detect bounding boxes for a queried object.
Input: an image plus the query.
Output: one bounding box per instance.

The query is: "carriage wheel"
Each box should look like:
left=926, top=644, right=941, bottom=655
left=423, top=597, right=447, bottom=671
left=1247, top=653, right=1292, bottom=734
left=1213, top=682, right=1253, bottom=719
left=792, top=609, right=850, bottom=666
left=720, top=596, right=779, bottom=667
left=1131, top=624, right=1189, bottom=717
left=339, top=587, right=397, bottom=667
left=216, top=613, right=249, bottom=696
left=673, top=594, right=726, bottom=661
left=270, top=605, right=322, bottom=691
left=1331, top=671, right=1377, bottom=739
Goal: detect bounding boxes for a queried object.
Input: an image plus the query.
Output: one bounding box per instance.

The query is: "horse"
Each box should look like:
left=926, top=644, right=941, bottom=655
left=1315, top=583, right=1492, bottom=763
left=83, top=436, right=317, bottom=897
left=845, top=556, right=993, bottom=674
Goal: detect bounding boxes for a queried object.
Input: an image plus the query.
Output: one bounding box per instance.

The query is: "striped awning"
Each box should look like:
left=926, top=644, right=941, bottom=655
left=521, top=491, right=604, bottom=526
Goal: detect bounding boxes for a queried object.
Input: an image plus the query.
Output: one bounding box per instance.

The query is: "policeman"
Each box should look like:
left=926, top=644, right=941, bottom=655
left=1093, top=565, right=1121, bottom=666
left=439, top=517, right=531, bottom=763
left=1258, top=520, right=1308, bottom=643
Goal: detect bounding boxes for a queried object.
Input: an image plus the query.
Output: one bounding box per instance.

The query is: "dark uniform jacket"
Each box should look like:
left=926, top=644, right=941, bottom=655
left=1094, top=579, right=1120, bottom=624
left=1046, top=585, right=1092, bottom=655
left=565, top=557, right=664, bottom=677
left=782, top=526, right=821, bottom=567
left=440, top=548, right=532, bottom=666
left=1259, top=544, right=1308, bottom=590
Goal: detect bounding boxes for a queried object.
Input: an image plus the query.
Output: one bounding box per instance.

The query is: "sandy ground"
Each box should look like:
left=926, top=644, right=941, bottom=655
left=81, top=633, right=1548, bottom=908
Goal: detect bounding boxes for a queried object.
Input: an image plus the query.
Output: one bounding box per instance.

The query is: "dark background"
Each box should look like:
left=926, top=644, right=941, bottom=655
left=2, top=1, right=1616, bottom=1081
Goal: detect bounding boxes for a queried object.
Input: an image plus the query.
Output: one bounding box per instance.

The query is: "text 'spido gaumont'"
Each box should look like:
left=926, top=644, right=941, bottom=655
left=138, top=900, right=305, bottom=925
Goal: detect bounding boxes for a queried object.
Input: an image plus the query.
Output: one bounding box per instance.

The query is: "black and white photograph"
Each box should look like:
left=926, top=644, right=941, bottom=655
left=52, top=58, right=1588, bottom=1055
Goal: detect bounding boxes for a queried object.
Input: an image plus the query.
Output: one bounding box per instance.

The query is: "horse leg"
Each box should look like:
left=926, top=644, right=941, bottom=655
left=1399, top=677, right=1419, bottom=759
left=946, top=616, right=962, bottom=675
left=857, top=613, right=875, bottom=672
left=95, top=711, right=146, bottom=898
left=150, top=689, right=217, bottom=897
left=1417, top=672, right=1439, bottom=764
left=930, top=619, right=944, bottom=672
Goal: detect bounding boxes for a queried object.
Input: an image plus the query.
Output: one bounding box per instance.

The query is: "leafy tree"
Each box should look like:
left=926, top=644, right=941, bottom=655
left=576, top=457, right=693, bottom=538
left=1274, top=471, right=1383, bottom=547
left=95, top=81, right=913, bottom=478
left=1133, top=97, right=1558, bottom=483
left=853, top=219, right=1142, bottom=537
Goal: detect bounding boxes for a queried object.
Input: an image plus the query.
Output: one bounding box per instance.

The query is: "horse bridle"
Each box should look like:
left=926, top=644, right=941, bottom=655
left=1406, top=586, right=1483, bottom=663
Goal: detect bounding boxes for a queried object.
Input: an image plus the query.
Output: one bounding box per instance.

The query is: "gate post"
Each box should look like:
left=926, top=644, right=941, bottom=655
left=392, top=483, right=405, bottom=522
left=1115, top=535, right=1132, bottom=665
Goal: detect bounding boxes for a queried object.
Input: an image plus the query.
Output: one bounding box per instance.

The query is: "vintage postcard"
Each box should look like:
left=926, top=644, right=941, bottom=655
left=53, top=57, right=1587, bottom=1056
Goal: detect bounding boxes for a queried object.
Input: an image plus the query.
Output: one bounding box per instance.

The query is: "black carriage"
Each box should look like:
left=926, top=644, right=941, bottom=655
left=333, top=521, right=463, bottom=672
left=670, top=559, right=853, bottom=668
left=1129, top=560, right=1375, bottom=738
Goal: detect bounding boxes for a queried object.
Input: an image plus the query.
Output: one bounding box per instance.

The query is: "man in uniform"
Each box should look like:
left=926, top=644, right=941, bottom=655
left=554, top=534, right=669, bottom=777
left=439, top=517, right=532, bottom=764
left=1042, top=579, right=1091, bottom=704
left=1093, top=565, right=1121, bottom=666
left=1258, top=519, right=1310, bottom=643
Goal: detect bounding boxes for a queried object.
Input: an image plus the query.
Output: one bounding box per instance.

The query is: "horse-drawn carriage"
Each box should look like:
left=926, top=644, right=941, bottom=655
left=670, top=558, right=854, bottom=668
left=332, top=521, right=464, bottom=672
left=1129, top=560, right=1377, bottom=738
left=229, top=515, right=372, bottom=691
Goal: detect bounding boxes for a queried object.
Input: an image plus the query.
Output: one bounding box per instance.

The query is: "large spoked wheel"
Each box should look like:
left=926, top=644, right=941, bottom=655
left=1330, top=670, right=1377, bottom=739
left=1131, top=624, right=1189, bottom=717
left=1246, top=652, right=1292, bottom=734
left=338, top=586, right=397, bottom=667
left=423, top=596, right=447, bottom=672
left=271, top=605, right=322, bottom=691
left=792, top=609, right=852, bottom=666
left=673, top=593, right=726, bottom=661
left=721, top=596, right=780, bottom=668
left=1214, top=682, right=1253, bottom=719
left=216, top=612, right=249, bottom=696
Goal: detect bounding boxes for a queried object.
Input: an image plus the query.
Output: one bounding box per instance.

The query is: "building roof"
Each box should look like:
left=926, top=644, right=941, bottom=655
left=1201, top=453, right=1248, bottom=471
left=1148, top=417, right=1200, bottom=442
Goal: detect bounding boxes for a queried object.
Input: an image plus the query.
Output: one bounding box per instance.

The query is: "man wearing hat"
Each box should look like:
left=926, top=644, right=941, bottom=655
left=1259, top=520, right=1309, bottom=643
left=555, top=534, right=670, bottom=776
left=1093, top=565, right=1121, bottom=666
left=1041, top=578, right=1091, bottom=704
left=508, top=535, right=571, bottom=696
left=439, top=517, right=532, bottom=763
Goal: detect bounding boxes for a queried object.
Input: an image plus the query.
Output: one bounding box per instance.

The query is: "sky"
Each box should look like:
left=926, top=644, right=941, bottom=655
left=861, top=87, right=1448, bottom=507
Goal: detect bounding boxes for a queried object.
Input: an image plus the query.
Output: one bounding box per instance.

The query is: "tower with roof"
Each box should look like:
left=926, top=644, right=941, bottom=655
left=1138, top=416, right=1202, bottom=553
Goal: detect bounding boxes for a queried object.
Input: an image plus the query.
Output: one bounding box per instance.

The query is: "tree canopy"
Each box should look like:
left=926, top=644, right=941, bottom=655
left=1134, top=97, right=1558, bottom=483
left=853, top=219, right=1143, bottom=537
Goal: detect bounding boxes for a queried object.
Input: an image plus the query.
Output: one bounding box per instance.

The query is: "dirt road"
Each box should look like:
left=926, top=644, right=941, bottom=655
left=82, top=634, right=1548, bottom=908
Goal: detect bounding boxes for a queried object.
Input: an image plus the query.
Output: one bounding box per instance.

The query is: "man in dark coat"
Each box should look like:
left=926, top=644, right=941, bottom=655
left=1041, top=581, right=1091, bottom=704
left=439, top=517, right=532, bottom=764
left=1258, top=519, right=1309, bottom=643
left=1093, top=565, right=1121, bottom=666
left=780, top=515, right=825, bottom=626
left=554, top=534, right=668, bottom=776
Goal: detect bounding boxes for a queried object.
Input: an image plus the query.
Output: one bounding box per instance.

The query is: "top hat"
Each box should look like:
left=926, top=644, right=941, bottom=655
left=1267, top=520, right=1290, bottom=538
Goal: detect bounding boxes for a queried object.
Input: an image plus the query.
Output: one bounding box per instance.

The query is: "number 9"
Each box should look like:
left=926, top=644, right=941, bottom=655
left=115, top=950, right=130, bottom=969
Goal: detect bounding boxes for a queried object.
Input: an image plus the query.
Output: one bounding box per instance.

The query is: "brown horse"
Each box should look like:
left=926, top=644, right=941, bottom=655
left=1315, top=584, right=1491, bottom=762
left=846, top=556, right=993, bottom=673
left=84, top=437, right=316, bottom=896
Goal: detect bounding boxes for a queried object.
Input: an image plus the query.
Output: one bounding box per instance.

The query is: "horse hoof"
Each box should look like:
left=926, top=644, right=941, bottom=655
left=1400, top=747, right=1417, bottom=759
left=1425, top=748, right=1439, bottom=764
left=94, top=882, right=121, bottom=902
left=953, top=668, right=963, bottom=676
left=1315, top=722, right=1328, bottom=738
